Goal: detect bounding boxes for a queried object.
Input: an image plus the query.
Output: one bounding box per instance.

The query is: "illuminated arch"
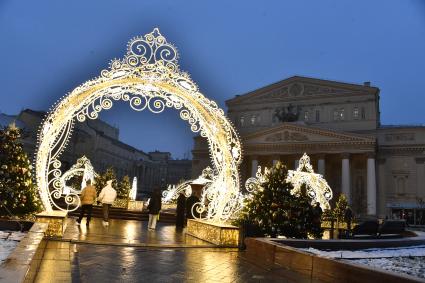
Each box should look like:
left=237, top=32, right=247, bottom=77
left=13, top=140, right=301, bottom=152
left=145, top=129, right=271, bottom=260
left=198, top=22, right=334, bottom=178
left=35, top=28, right=242, bottom=222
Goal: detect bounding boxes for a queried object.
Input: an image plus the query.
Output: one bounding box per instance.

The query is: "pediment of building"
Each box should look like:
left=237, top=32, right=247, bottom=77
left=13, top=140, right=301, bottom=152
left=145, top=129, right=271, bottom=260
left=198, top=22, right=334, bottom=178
left=226, top=76, right=378, bottom=105
left=243, top=123, right=375, bottom=145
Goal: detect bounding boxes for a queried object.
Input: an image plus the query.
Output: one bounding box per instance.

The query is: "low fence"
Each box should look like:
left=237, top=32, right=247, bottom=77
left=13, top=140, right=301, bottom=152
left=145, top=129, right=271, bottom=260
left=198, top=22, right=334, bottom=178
left=0, top=222, right=49, bottom=283
left=243, top=237, right=425, bottom=283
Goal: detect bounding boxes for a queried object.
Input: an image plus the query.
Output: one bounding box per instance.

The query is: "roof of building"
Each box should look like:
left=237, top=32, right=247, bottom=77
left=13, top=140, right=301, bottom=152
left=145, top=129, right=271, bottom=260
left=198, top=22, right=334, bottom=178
left=0, top=113, right=26, bottom=128
left=380, top=124, right=425, bottom=129
left=226, top=75, right=380, bottom=105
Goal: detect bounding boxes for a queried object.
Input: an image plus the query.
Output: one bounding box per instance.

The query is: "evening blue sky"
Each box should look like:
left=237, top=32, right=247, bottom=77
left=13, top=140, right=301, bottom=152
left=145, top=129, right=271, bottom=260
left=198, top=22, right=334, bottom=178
left=1, top=0, right=424, bottom=158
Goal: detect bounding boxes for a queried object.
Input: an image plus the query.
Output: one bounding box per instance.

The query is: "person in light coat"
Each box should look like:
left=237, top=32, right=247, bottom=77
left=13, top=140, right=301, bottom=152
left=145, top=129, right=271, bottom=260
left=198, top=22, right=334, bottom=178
left=98, top=179, right=117, bottom=226
left=76, top=179, right=97, bottom=226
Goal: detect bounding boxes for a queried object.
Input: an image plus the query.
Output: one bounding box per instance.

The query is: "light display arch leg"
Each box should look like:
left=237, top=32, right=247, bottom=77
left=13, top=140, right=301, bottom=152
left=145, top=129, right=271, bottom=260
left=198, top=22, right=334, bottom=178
left=35, top=29, right=242, bottom=223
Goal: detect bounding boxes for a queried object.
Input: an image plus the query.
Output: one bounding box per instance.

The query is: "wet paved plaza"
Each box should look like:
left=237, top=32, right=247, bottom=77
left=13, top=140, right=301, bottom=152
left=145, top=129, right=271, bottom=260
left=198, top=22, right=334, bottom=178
left=31, top=218, right=286, bottom=282
left=71, top=245, right=284, bottom=282
left=63, top=218, right=212, bottom=247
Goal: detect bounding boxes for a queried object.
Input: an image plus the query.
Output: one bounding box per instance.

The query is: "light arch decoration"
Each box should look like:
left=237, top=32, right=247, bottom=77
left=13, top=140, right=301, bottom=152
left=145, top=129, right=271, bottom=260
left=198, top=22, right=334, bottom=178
left=35, top=28, right=242, bottom=222
left=59, top=155, right=98, bottom=198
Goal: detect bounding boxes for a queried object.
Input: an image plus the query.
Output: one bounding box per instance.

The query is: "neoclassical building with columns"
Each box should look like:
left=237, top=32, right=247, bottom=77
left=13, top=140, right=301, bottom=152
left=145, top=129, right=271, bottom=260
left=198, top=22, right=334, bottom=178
left=192, top=76, right=425, bottom=224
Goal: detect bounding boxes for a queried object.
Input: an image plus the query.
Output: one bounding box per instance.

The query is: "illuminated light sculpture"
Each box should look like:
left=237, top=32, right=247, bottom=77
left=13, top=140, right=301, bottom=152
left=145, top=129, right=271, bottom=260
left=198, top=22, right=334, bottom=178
left=162, top=183, right=191, bottom=204
left=286, top=153, right=333, bottom=210
left=130, top=177, right=138, bottom=201
left=162, top=166, right=214, bottom=204
left=35, top=28, right=242, bottom=222
left=59, top=156, right=98, bottom=208
left=244, top=154, right=333, bottom=210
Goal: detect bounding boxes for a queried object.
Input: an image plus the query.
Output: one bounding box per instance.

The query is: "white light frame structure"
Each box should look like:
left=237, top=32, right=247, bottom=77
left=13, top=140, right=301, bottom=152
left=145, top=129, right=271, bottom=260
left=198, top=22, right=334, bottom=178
left=245, top=153, right=333, bottom=210
left=35, top=28, right=242, bottom=222
left=60, top=156, right=98, bottom=198
left=162, top=166, right=214, bottom=204
left=129, top=177, right=138, bottom=201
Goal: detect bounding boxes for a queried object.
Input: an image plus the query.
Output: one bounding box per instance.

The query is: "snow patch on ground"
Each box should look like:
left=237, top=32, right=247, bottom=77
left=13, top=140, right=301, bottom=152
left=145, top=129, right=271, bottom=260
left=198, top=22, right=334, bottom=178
left=303, top=245, right=425, bottom=259
left=0, top=231, right=26, bottom=265
left=302, top=245, right=425, bottom=279
left=350, top=257, right=425, bottom=279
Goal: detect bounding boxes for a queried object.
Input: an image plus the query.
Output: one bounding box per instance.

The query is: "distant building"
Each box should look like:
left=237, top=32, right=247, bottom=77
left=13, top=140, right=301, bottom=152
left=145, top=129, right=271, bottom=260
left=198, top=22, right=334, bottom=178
left=192, top=76, right=425, bottom=225
left=0, top=109, right=192, bottom=198
left=166, top=159, right=192, bottom=185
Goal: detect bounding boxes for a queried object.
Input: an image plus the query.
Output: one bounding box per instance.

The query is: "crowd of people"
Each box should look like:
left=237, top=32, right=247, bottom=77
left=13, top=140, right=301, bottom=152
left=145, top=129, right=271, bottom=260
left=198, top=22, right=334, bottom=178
left=76, top=180, right=200, bottom=231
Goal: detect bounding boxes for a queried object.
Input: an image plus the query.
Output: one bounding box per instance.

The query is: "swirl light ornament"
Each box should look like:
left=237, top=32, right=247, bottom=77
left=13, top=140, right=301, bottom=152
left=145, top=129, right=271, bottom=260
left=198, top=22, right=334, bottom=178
left=162, top=166, right=214, bottom=204
left=59, top=156, right=98, bottom=209
left=286, top=153, right=333, bottom=210
left=35, top=28, right=242, bottom=222
left=244, top=153, right=333, bottom=210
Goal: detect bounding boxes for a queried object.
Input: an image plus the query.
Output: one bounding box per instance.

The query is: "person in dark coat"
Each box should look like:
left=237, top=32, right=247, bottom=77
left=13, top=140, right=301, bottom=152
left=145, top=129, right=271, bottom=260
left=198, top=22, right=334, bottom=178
left=312, top=202, right=323, bottom=238
left=344, top=206, right=353, bottom=236
left=147, top=188, right=162, bottom=230
left=175, top=193, right=186, bottom=229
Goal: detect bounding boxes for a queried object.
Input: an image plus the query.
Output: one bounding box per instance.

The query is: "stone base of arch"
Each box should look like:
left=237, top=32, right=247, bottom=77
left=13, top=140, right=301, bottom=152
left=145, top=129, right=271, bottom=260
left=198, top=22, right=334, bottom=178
left=35, top=210, right=68, bottom=237
left=186, top=219, right=240, bottom=247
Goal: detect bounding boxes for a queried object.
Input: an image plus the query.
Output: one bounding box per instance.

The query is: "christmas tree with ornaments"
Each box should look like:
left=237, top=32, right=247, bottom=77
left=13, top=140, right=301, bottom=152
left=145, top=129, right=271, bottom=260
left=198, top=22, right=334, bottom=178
left=0, top=124, right=41, bottom=216
left=240, top=162, right=321, bottom=239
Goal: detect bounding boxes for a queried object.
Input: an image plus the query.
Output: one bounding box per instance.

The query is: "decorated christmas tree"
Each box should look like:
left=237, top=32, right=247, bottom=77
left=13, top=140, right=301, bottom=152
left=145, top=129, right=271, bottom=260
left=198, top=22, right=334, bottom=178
left=333, top=193, right=349, bottom=222
left=94, top=167, right=117, bottom=194
left=117, top=175, right=131, bottom=199
left=0, top=124, right=42, bottom=216
left=240, top=162, right=319, bottom=239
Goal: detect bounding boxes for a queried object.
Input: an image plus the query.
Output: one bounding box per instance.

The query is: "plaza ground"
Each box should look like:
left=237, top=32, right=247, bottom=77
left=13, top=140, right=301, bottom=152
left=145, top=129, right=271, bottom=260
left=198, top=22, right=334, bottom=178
left=32, top=218, right=286, bottom=282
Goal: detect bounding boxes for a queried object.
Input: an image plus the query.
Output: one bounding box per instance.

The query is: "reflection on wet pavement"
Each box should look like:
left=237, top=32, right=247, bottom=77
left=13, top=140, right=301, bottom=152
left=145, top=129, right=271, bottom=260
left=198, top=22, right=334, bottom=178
left=72, top=245, right=284, bottom=283
left=63, top=218, right=211, bottom=246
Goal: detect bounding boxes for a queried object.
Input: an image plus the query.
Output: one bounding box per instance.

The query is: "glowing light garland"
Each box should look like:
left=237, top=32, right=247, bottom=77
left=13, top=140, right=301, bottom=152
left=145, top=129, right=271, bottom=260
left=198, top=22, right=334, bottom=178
left=129, top=177, right=137, bottom=200
left=286, top=153, right=333, bottom=210
left=162, top=166, right=214, bottom=204
left=59, top=156, right=98, bottom=207
left=244, top=153, right=333, bottom=210
left=35, top=28, right=242, bottom=222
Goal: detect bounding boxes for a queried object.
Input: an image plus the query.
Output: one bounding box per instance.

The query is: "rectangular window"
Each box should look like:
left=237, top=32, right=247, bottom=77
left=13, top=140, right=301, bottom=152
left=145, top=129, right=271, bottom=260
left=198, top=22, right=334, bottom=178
left=361, top=107, right=366, bottom=119
left=304, top=111, right=309, bottom=121
left=250, top=115, right=256, bottom=125
left=333, top=109, right=339, bottom=121
left=353, top=107, right=359, bottom=119
left=240, top=116, right=245, bottom=127
left=315, top=110, right=320, bottom=122
left=333, top=108, right=345, bottom=121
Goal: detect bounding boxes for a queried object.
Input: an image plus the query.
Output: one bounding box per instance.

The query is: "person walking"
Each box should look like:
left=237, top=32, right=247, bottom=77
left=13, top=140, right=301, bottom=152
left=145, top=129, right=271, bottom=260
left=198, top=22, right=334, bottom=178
left=175, top=193, right=186, bottom=229
left=344, top=205, right=353, bottom=237
left=76, top=179, right=97, bottom=226
left=98, top=179, right=117, bottom=226
left=147, top=188, right=162, bottom=230
left=312, top=202, right=323, bottom=238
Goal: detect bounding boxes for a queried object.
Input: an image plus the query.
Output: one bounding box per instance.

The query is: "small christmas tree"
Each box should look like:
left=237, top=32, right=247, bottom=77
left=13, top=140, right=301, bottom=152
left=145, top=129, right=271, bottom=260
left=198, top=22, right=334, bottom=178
left=94, top=167, right=117, bottom=194
left=333, top=194, right=348, bottom=222
left=0, top=124, right=42, bottom=216
left=240, top=162, right=318, bottom=239
left=117, top=175, right=131, bottom=199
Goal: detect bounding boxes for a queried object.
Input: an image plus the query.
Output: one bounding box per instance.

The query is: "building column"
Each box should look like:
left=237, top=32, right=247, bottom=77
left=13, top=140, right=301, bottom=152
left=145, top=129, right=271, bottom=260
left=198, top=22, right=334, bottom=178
left=341, top=153, right=351, bottom=204
left=415, top=157, right=425, bottom=198
left=294, top=158, right=299, bottom=170
left=251, top=156, right=258, bottom=177
left=367, top=154, right=377, bottom=215
left=317, top=155, right=325, bottom=176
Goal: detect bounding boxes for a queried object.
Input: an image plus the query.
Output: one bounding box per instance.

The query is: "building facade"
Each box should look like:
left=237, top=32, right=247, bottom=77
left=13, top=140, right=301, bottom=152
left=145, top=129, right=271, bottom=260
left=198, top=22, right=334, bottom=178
left=192, top=76, right=425, bottom=225
left=0, top=109, right=192, bottom=198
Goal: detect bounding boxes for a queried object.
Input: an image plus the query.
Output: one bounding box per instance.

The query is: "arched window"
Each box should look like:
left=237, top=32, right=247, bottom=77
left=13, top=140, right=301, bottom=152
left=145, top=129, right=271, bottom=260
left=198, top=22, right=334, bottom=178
left=397, top=177, right=406, bottom=195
